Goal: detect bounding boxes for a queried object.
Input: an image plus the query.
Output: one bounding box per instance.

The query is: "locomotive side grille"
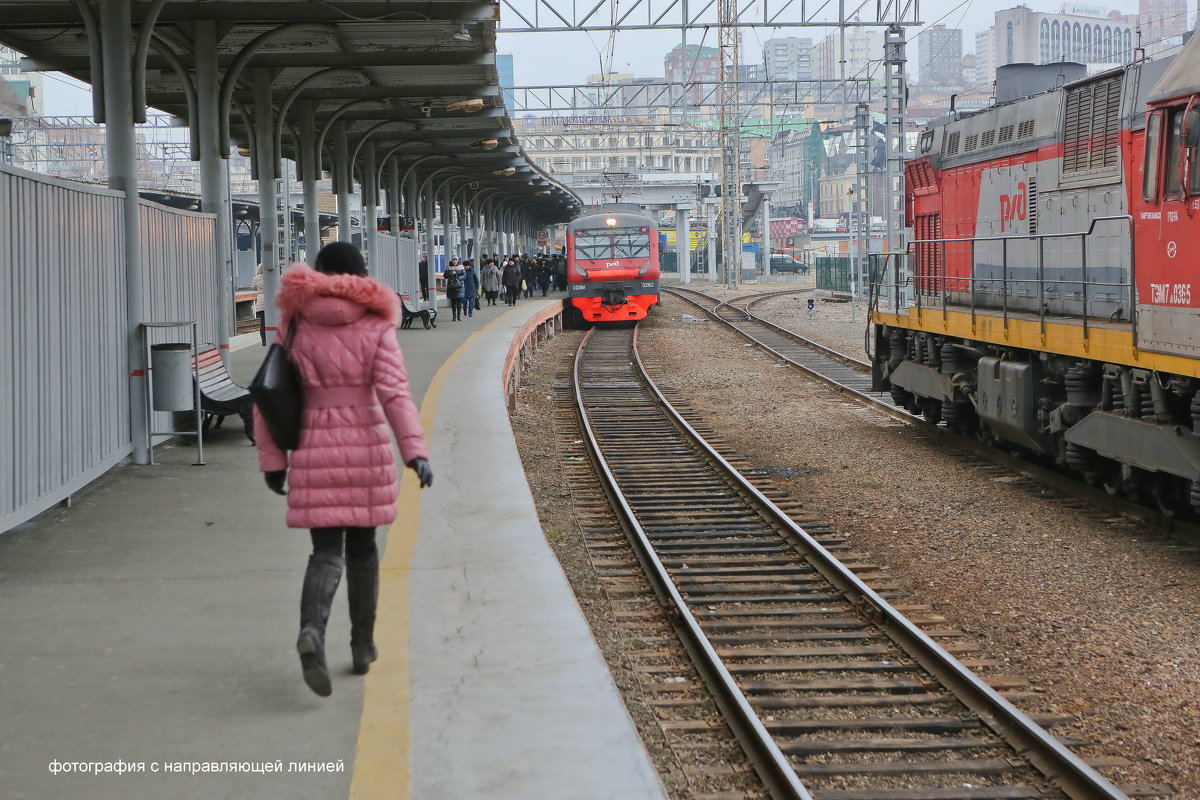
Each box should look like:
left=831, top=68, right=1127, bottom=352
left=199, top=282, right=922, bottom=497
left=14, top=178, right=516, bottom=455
left=998, top=124, right=1014, bottom=143
left=914, top=213, right=942, bottom=296
left=964, top=134, right=979, bottom=152
left=1017, top=119, right=1036, bottom=139
left=942, top=130, right=961, bottom=156
left=1063, top=73, right=1122, bottom=175
left=1027, top=177, right=1038, bottom=235
left=981, top=129, right=996, bottom=148
left=1094, top=76, right=1122, bottom=170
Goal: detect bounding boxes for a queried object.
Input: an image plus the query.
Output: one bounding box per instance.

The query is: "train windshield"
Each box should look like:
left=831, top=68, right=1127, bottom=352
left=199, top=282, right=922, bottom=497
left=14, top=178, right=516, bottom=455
left=573, top=227, right=651, bottom=262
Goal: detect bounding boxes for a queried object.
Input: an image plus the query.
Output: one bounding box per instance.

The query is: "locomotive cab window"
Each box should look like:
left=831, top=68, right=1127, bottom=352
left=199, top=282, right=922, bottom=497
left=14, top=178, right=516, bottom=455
left=1143, top=110, right=1162, bottom=202
left=1188, top=104, right=1200, bottom=195
left=1164, top=107, right=1188, bottom=200
left=573, top=227, right=651, bottom=262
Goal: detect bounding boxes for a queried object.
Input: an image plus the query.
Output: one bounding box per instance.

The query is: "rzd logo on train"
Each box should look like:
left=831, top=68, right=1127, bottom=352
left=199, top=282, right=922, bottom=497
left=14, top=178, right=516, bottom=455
left=999, top=181, right=1027, bottom=232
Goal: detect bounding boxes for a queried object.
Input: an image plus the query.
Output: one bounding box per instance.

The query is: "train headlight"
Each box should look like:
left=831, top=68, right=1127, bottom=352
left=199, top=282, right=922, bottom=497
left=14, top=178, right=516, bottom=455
left=604, top=217, right=618, bottom=227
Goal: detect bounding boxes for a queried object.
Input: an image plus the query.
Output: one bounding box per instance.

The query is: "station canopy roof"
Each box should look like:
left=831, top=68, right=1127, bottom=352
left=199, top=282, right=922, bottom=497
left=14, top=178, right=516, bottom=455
left=0, top=1, right=579, bottom=223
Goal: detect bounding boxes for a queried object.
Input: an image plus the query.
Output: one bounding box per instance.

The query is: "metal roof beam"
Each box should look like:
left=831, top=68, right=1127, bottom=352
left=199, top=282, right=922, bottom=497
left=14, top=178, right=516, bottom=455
left=498, top=0, right=920, bottom=30
left=0, top=2, right=500, bottom=25
left=22, top=52, right=492, bottom=71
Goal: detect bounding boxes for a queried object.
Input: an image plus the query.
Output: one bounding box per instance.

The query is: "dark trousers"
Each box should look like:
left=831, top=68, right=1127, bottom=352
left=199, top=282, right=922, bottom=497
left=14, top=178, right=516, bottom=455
left=310, top=526, right=377, bottom=559
left=505, top=287, right=519, bottom=305
left=485, top=290, right=499, bottom=305
left=257, top=310, right=266, bottom=345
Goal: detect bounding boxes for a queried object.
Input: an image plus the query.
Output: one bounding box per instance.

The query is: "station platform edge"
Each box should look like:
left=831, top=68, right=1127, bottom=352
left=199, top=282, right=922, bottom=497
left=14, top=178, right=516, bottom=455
left=0, top=297, right=666, bottom=800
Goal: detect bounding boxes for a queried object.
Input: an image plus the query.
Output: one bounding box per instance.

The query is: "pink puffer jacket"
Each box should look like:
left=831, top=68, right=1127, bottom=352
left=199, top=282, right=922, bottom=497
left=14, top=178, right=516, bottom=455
left=254, top=265, right=429, bottom=529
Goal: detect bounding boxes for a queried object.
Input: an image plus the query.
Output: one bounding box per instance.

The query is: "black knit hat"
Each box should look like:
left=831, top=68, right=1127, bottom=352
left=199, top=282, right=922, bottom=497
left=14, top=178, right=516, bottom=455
left=315, top=241, right=367, bottom=276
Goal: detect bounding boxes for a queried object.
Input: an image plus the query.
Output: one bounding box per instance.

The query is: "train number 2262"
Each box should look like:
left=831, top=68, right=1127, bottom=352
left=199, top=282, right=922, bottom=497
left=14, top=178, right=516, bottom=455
left=1149, top=283, right=1193, bottom=305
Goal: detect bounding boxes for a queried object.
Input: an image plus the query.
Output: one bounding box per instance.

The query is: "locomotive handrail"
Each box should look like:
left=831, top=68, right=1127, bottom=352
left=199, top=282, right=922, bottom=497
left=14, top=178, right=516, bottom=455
left=874, top=215, right=1136, bottom=342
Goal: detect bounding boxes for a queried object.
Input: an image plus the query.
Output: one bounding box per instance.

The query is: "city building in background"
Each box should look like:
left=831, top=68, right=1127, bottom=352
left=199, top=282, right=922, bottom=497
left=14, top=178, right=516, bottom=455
left=1138, top=0, right=1188, bottom=55
left=497, top=53, right=515, bottom=110
left=515, top=114, right=718, bottom=177
left=763, top=36, right=815, bottom=82
left=974, top=28, right=993, bottom=87
left=1, top=44, right=42, bottom=115
left=916, top=25, right=964, bottom=87
left=664, top=42, right=720, bottom=115
left=973, top=5, right=1136, bottom=88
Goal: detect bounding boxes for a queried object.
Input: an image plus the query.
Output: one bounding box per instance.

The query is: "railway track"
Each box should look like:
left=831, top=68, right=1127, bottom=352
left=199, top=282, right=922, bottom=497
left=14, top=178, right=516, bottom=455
left=573, top=323, right=1153, bottom=800
left=664, top=285, right=1200, bottom=536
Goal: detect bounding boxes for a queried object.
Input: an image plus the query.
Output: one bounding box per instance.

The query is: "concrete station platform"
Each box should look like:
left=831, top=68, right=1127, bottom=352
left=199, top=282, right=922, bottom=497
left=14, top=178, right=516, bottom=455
left=0, top=297, right=665, bottom=800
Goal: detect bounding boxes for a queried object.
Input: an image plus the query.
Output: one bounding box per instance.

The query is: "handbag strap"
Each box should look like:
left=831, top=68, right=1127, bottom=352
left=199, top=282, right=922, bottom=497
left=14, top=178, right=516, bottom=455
left=281, top=315, right=299, bottom=348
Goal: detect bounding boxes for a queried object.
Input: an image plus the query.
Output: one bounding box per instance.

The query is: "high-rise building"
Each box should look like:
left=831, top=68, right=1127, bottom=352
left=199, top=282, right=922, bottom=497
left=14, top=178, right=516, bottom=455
left=762, top=36, right=815, bottom=81
left=496, top=53, right=515, bottom=111
left=1139, top=0, right=1188, bottom=48
left=975, top=28, right=993, bottom=87
left=0, top=45, right=43, bottom=115
left=664, top=42, right=720, bottom=108
left=760, top=36, right=814, bottom=107
left=916, top=25, right=964, bottom=86
left=974, top=6, right=1136, bottom=88
left=811, top=29, right=883, bottom=81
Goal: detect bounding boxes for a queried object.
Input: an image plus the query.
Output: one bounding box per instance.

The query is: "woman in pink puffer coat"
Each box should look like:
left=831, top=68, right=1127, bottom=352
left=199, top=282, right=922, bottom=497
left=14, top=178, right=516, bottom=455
left=254, top=242, right=433, bottom=698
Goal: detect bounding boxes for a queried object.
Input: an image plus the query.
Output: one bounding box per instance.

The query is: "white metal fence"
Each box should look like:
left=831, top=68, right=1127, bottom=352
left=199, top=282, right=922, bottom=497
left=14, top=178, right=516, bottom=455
left=1, top=164, right=219, bottom=534
left=138, top=200, right=220, bottom=436
left=1, top=165, right=129, bottom=532
left=371, top=232, right=419, bottom=300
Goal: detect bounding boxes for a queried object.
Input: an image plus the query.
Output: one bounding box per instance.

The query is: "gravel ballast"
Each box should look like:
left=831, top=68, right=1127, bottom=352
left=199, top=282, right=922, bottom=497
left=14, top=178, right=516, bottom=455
left=512, top=285, right=1199, bottom=796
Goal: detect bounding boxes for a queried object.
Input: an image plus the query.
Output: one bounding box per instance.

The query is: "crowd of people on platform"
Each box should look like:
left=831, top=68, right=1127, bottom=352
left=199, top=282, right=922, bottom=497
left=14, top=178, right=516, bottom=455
left=418, top=253, right=568, bottom=319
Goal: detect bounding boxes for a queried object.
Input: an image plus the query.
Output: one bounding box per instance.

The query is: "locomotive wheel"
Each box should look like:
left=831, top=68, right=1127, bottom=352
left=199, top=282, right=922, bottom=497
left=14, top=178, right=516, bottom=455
left=1153, top=473, right=1184, bottom=518
left=920, top=398, right=942, bottom=425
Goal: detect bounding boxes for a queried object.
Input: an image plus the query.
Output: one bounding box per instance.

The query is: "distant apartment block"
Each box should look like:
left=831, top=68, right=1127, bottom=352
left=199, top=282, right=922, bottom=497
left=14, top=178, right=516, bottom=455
left=916, top=25, right=964, bottom=86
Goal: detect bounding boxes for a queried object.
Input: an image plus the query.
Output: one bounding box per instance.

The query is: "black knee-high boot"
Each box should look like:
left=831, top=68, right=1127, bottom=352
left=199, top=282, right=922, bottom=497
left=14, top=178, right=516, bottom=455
left=345, top=550, right=379, bottom=675
left=297, top=552, right=343, bottom=696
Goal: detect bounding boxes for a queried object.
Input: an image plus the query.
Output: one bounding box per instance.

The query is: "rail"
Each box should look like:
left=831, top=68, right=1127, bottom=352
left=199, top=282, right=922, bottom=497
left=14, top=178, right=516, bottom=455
left=874, top=215, right=1136, bottom=341
left=572, top=322, right=1130, bottom=799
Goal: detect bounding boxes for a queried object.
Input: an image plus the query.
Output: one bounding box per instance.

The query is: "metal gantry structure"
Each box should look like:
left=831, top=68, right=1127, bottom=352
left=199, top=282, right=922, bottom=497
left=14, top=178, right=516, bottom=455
left=498, top=0, right=920, bottom=31
left=501, top=1, right=922, bottom=284
left=506, top=78, right=874, bottom=115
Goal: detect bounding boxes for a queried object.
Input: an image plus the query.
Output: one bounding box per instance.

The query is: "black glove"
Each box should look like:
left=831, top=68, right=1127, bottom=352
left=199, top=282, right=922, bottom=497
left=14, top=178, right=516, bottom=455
left=264, top=470, right=288, bottom=495
left=407, top=458, right=433, bottom=488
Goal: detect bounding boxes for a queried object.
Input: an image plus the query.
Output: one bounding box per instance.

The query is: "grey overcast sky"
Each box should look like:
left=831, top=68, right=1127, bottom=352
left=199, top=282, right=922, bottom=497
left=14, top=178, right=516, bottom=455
left=38, top=0, right=1151, bottom=115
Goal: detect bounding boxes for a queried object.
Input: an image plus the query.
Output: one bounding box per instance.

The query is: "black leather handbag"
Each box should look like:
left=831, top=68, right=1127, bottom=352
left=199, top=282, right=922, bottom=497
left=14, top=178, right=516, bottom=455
left=249, top=320, right=304, bottom=450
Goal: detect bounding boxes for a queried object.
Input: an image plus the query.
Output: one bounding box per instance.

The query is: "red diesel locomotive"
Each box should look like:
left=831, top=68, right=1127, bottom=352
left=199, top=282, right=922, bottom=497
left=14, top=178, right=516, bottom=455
left=566, top=209, right=660, bottom=325
left=871, top=33, right=1200, bottom=513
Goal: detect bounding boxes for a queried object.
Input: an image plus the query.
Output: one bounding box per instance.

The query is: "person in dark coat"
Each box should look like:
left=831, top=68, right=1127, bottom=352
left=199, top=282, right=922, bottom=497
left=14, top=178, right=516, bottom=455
left=501, top=259, right=522, bottom=306
left=443, top=258, right=465, bottom=320
left=520, top=257, right=534, bottom=298
left=461, top=259, right=480, bottom=317
left=555, top=255, right=568, bottom=291
left=418, top=255, right=429, bottom=301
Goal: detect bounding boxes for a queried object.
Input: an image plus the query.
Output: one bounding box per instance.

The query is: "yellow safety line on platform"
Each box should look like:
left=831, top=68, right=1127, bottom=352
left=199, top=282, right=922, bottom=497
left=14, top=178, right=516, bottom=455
left=349, top=308, right=518, bottom=800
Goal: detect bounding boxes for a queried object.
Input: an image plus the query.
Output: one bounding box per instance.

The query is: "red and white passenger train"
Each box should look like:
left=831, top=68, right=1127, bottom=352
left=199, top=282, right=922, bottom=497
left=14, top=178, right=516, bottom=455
left=565, top=209, right=660, bottom=325
left=871, top=32, right=1200, bottom=513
